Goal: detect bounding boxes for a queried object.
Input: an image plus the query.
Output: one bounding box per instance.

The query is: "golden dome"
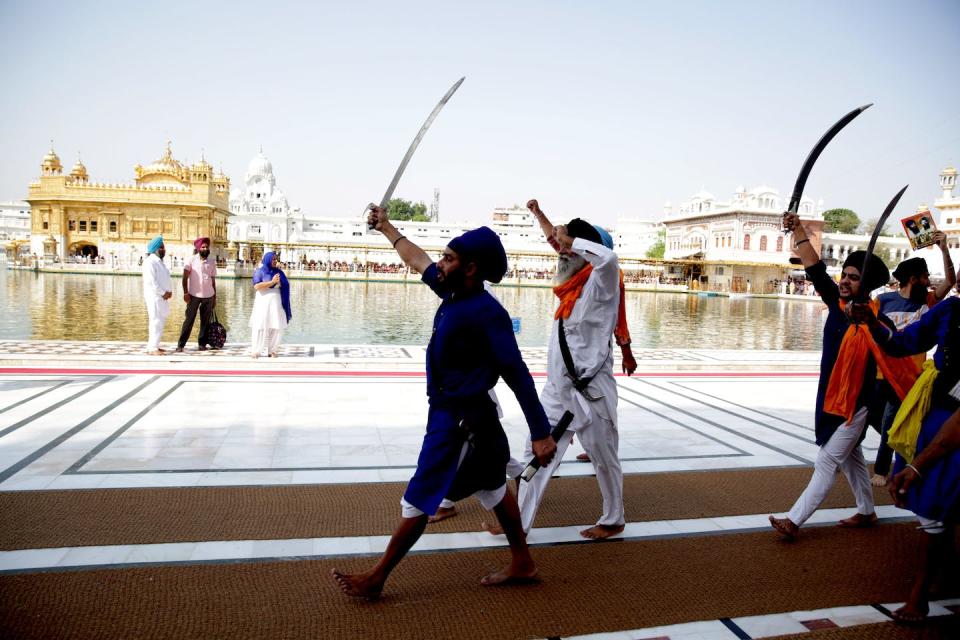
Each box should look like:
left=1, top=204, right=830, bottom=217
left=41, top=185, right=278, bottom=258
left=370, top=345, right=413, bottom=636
left=943, top=166, right=957, bottom=176
left=41, top=144, right=62, bottom=174
left=144, top=142, right=184, bottom=174
left=136, top=141, right=189, bottom=185
left=69, top=154, right=88, bottom=181
left=916, top=203, right=931, bottom=213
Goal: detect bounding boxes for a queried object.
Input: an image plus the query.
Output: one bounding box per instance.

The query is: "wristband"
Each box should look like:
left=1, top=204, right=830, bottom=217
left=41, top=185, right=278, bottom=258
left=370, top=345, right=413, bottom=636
left=906, top=464, right=922, bottom=478
left=392, top=235, right=406, bottom=248
left=794, top=238, right=810, bottom=248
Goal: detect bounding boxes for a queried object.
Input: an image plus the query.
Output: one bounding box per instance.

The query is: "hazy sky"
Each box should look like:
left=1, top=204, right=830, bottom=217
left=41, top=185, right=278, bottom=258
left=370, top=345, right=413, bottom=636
left=1, top=0, right=957, bottom=227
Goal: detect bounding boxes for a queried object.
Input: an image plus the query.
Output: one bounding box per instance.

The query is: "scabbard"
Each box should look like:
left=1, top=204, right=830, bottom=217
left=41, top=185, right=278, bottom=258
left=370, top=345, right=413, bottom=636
left=520, top=411, right=576, bottom=482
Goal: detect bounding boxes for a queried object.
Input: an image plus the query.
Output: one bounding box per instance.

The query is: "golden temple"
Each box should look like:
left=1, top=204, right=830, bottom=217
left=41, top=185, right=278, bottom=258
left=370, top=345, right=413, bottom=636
left=26, top=142, right=230, bottom=263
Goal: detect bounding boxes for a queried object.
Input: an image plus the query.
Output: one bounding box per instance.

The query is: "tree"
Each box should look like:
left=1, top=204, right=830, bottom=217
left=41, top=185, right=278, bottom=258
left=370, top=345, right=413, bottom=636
left=387, top=198, right=430, bottom=222
left=646, top=228, right=666, bottom=259
left=858, top=217, right=895, bottom=237
left=822, top=208, right=860, bottom=234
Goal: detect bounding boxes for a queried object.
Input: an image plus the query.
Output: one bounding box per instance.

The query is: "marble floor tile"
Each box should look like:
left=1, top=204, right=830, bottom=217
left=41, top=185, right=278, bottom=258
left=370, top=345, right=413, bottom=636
left=189, top=540, right=256, bottom=562
left=731, top=613, right=810, bottom=637
left=0, top=547, right=70, bottom=572
left=250, top=538, right=316, bottom=559
left=124, top=542, right=198, bottom=564
left=59, top=545, right=132, bottom=568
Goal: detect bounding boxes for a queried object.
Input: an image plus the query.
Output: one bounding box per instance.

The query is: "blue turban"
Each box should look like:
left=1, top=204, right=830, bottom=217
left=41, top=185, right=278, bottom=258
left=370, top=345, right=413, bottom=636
left=447, top=226, right=508, bottom=284
left=593, top=225, right=614, bottom=250
left=566, top=218, right=603, bottom=245
left=147, top=236, right=164, bottom=254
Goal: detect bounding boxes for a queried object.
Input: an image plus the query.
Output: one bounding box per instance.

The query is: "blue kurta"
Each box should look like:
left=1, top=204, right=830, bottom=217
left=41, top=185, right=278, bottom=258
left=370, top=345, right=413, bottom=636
left=403, top=264, right=551, bottom=515
left=806, top=261, right=879, bottom=445
left=872, top=297, right=960, bottom=523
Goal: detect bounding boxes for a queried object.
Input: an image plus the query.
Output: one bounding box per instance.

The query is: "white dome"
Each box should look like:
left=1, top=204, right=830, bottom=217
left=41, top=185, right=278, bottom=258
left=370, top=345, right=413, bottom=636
left=245, top=152, right=275, bottom=183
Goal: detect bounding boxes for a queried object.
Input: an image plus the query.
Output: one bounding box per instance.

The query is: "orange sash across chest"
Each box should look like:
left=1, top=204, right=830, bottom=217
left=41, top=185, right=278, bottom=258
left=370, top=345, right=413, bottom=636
left=553, top=264, right=593, bottom=320
left=823, top=299, right=920, bottom=422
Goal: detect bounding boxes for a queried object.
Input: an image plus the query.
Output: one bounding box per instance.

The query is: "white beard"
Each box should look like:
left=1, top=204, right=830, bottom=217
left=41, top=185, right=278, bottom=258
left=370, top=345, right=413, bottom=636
left=554, top=254, right=587, bottom=285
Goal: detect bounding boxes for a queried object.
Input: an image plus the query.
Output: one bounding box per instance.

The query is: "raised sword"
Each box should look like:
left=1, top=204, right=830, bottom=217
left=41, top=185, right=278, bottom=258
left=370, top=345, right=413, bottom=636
left=783, top=104, right=873, bottom=239
left=857, top=184, right=909, bottom=302
left=366, top=77, right=466, bottom=229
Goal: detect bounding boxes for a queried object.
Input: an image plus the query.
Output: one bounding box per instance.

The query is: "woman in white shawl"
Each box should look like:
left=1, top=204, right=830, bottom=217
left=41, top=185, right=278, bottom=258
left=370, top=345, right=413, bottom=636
left=250, top=251, right=291, bottom=358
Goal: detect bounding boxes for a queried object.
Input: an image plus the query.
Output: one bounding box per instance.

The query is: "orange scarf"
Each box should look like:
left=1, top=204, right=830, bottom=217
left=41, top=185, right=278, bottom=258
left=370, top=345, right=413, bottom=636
left=823, top=299, right=920, bottom=422
left=553, top=264, right=593, bottom=320
left=614, top=270, right=631, bottom=346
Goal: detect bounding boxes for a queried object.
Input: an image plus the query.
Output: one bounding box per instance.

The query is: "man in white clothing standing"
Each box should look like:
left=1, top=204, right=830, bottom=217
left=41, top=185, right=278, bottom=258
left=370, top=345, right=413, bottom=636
left=142, top=235, right=173, bottom=355
left=518, top=199, right=625, bottom=539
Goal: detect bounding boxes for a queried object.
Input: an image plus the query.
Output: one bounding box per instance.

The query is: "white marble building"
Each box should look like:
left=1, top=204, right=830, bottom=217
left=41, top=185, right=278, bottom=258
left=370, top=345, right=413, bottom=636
left=659, top=185, right=821, bottom=291
left=663, top=185, right=820, bottom=261
left=614, top=218, right=663, bottom=256
left=228, top=151, right=303, bottom=247
left=934, top=166, right=960, bottom=241
left=0, top=200, right=31, bottom=243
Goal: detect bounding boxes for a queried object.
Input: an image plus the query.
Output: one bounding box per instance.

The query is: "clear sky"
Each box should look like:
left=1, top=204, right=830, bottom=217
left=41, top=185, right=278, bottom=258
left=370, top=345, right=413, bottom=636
left=1, top=0, right=957, bottom=227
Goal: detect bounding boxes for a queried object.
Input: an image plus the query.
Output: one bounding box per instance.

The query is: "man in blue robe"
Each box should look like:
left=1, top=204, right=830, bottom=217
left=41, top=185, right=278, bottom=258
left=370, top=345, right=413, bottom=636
left=855, top=296, right=960, bottom=623
left=332, top=206, right=557, bottom=599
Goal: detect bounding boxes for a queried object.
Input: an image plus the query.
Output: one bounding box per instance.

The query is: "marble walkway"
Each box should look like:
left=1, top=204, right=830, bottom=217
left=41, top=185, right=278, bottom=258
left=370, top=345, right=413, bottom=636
left=0, top=342, right=952, bottom=639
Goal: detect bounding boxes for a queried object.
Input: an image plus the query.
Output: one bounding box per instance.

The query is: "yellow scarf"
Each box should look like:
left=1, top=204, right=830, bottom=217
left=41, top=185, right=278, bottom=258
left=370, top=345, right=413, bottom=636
left=888, top=360, right=938, bottom=463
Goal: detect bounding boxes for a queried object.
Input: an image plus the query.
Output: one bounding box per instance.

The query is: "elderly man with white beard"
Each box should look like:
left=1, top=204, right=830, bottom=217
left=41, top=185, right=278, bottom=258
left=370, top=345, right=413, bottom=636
left=515, top=198, right=625, bottom=539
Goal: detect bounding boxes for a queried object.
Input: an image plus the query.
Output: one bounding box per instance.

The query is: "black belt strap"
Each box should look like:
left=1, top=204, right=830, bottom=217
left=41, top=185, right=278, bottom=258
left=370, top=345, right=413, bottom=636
left=558, top=318, right=594, bottom=392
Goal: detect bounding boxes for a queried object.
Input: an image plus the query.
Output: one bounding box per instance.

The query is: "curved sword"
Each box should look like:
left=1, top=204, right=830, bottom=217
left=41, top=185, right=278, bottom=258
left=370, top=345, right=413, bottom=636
left=366, top=77, right=465, bottom=229
left=785, top=103, right=873, bottom=219
left=858, top=184, right=909, bottom=298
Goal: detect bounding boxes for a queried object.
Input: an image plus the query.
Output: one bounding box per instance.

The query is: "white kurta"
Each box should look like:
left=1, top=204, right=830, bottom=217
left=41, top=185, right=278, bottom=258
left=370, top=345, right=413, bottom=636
left=518, top=237, right=625, bottom=532
left=142, top=254, right=172, bottom=351
left=250, top=287, right=288, bottom=356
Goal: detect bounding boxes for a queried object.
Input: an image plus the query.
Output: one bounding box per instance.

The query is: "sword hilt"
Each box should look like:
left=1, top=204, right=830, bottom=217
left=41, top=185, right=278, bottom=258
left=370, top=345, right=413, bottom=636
left=520, top=411, right=575, bottom=482
left=364, top=202, right=380, bottom=232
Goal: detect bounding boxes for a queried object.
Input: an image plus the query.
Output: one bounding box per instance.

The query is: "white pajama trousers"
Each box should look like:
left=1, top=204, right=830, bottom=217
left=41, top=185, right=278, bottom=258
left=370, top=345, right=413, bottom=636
left=251, top=329, right=283, bottom=356
left=145, top=301, right=169, bottom=351
left=787, top=407, right=874, bottom=526
left=517, top=414, right=624, bottom=533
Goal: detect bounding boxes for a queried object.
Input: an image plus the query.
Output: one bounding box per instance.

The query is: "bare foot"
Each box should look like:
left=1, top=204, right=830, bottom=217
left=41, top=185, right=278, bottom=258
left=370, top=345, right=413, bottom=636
left=580, top=524, right=624, bottom=539
left=428, top=506, right=457, bottom=523
left=891, top=602, right=928, bottom=625
left=481, top=521, right=504, bottom=536
left=251, top=353, right=259, bottom=359
left=769, top=515, right=799, bottom=540
left=837, top=512, right=878, bottom=528
left=268, top=352, right=278, bottom=358
left=480, top=565, right=539, bottom=587
left=147, top=350, right=164, bottom=356
left=330, top=568, right=383, bottom=599
left=576, top=452, right=591, bottom=462
left=871, top=473, right=887, bottom=487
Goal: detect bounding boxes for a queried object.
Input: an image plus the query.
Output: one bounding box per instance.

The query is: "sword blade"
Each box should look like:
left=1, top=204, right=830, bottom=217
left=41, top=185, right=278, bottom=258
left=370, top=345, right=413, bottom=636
left=860, top=184, right=909, bottom=286
left=787, top=103, right=873, bottom=214
left=372, top=77, right=465, bottom=222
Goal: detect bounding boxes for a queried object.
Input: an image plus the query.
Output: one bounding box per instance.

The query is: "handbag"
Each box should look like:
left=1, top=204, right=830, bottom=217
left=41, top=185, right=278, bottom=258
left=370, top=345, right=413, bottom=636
left=204, top=309, right=227, bottom=349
